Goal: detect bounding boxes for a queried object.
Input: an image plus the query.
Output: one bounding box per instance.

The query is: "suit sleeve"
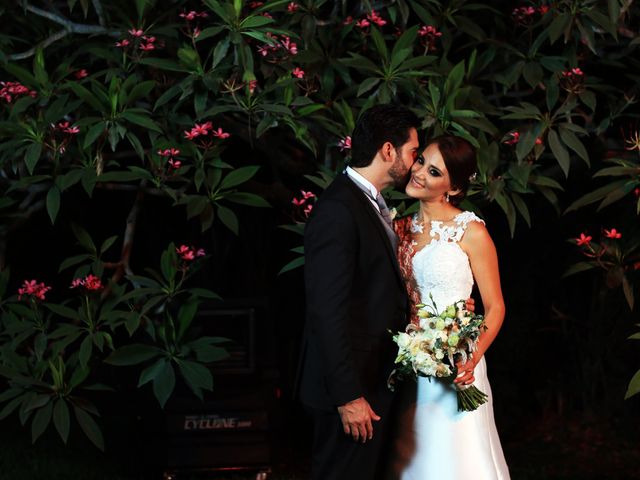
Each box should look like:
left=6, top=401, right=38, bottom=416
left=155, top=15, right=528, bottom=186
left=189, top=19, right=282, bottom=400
left=304, top=198, right=362, bottom=406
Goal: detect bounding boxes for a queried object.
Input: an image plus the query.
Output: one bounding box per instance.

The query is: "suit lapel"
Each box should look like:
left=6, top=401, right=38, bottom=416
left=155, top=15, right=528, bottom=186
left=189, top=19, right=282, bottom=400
left=340, top=175, right=404, bottom=285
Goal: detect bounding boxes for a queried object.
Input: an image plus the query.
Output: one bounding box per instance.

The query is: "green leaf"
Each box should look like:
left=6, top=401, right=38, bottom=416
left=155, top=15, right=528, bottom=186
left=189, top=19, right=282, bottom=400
left=46, top=186, right=61, bottom=225
left=160, top=245, right=178, bottom=283
left=79, top=336, right=93, bottom=370
left=53, top=399, right=70, bottom=444
left=83, top=122, right=107, bottom=149
left=138, top=58, right=189, bottom=73
left=357, top=78, right=381, bottom=97
left=188, top=288, right=221, bottom=300
left=177, top=300, right=199, bottom=341
left=562, top=261, right=597, bottom=278
left=67, top=82, right=106, bottom=112
left=104, top=344, right=162, bottom=366
left=220, top=166, right=260, bottom=189
left=24, top=143, right=42, bottom=175
left=138, top=358, right=168, bottom=387
left=153, top=361, right=175, bottom=408
left=100, top=235, right=119, bottom=255
left=279, top=256, right=305, bottom=274
left=31, top=401, right=53, bottom=443
left=547, top=130, right=570, bottom=177
left=216, top=205, right=239, bottom=235
left=625, top=369, right=640, bottom=399
left=71, top=223, right=96, bottom=253
left=45, top=303, right=81, bottom=321
left=225, top=192, right=270, bottom=207
left=559, top=128, right=589, bottom=166
left=369, top=27, right=389, bottom=64
left=120, top=111, right=162, bottom=133
left=74, top=406, right=104, bottom=451
left=178, top=359, right=213, bottom=393
left=240, top=15, right=274, bottom=28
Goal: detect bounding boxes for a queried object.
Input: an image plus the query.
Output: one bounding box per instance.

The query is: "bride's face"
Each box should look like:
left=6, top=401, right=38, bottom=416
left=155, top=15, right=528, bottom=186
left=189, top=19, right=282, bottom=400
left=405, top=143, right=454, bottom=201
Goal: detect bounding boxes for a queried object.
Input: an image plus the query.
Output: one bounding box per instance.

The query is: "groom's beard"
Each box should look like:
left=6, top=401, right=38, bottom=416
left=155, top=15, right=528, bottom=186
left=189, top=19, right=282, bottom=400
left=389, top=157, right=411, bottom=188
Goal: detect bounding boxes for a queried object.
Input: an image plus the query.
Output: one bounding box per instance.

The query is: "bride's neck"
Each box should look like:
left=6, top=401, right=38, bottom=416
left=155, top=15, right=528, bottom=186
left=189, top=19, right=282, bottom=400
left=418, top=200, right=457, bottom=223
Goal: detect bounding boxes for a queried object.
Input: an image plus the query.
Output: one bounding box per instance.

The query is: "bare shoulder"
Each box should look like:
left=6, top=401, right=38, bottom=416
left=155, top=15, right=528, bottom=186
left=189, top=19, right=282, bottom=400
left=460, top=218, right=495, bottom=253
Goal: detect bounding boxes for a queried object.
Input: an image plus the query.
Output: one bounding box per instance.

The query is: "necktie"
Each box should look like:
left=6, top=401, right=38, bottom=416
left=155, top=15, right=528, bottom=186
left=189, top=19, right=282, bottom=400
left=375, top=192, right=393, bottom=229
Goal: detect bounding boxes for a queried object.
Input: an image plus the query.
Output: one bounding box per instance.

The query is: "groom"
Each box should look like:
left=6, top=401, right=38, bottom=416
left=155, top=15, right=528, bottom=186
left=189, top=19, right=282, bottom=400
left=296, top=104, right=420, bottom=480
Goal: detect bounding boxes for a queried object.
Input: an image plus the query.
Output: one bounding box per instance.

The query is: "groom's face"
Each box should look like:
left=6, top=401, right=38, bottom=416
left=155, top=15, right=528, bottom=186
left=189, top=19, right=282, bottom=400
left=388, top=128, right=420, bottom=187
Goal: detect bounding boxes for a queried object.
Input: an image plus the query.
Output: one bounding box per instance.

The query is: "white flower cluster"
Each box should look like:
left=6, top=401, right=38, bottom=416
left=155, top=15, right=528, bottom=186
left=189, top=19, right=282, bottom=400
left=391, top=298, right=484, bottom=381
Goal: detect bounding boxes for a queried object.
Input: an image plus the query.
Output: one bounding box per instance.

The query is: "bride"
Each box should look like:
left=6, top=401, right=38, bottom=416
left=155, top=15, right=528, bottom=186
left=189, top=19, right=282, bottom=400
left=388, top=135, right=510, bottom=479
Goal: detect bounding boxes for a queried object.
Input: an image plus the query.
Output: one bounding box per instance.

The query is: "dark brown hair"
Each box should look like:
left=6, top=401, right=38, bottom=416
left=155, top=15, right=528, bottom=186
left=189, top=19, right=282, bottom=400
left=429, top=135, right=477, bottom=205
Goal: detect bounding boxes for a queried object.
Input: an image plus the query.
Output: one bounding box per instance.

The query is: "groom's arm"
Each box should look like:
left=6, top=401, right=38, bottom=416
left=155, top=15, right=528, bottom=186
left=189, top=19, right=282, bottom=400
left=304, top=198, right=362, bottom=406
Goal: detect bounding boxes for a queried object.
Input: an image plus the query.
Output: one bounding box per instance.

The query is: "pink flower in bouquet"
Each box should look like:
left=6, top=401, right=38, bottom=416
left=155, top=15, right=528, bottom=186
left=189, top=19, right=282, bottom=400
left=74, top=69, right=89, bottom=79
left=304, top=204, right=313, bottom=218
left=128, top=28, right=144, bottom=37
left=287, top=2, right=299, bottom=13
left=604, top=228, right=622, bottom=239
left=292, top=67, right=305, bottom=78
left=575, top=233, right=592, bottom=246
left=18, top=279, right=51, bottom=301
left=115, top=39, right=130, bottom=48
left=338, top=136, right=352, bottom=151
left=301, top=190, right=315, bottom=200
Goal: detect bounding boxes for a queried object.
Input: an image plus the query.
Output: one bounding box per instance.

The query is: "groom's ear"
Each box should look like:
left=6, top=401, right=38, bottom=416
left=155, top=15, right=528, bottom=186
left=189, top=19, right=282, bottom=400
left=380, top=141, right=395, bottom=162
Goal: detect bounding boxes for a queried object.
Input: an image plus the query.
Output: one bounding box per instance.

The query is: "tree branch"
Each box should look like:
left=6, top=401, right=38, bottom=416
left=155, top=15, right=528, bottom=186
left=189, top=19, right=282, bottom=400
left=8, top=3, right=120, bottom=60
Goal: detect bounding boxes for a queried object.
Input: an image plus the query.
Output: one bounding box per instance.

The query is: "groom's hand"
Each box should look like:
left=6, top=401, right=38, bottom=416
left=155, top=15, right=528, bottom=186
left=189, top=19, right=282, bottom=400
left=337, top=396, right=380, bottom=443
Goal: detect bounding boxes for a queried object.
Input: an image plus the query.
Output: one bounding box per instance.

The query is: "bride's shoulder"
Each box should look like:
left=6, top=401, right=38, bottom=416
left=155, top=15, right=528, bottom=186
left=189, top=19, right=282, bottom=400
left=455, top=210, right=485, bottom=227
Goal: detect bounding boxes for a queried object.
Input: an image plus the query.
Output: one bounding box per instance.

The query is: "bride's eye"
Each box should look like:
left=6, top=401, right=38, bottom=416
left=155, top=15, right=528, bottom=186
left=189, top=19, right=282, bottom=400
left=429, top=168, right=441, bottom=177
left=416, top=154, right=425, bottom=165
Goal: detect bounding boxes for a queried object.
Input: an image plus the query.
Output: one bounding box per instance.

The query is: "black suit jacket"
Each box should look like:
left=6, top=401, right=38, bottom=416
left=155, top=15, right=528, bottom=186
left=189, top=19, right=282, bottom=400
left=297, top=174, right=408, bottom=412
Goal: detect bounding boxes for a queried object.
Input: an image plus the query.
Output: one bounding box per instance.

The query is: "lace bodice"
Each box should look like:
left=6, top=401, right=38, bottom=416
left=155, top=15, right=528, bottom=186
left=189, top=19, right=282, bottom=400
left=411, top=211, right=485, bottom=313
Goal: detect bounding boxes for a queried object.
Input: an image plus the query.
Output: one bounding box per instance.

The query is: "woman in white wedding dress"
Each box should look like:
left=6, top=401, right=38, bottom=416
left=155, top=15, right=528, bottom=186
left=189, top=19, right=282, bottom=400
left=389, top=135, right=510, bottom=479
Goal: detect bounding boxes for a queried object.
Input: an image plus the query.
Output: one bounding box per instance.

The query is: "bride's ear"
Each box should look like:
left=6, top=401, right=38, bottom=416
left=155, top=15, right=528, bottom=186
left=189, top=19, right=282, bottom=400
left=448, top=187, right=462, bottom=197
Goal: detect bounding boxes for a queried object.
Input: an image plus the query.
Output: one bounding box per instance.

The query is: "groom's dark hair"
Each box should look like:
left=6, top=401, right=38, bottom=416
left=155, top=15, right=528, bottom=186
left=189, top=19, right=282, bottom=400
left=350, top=104, right=420, bottom=168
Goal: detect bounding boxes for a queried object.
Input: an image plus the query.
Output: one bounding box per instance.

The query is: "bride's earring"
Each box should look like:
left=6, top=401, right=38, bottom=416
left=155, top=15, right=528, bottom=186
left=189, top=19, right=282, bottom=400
left=444, top=192, right=450, bottom=203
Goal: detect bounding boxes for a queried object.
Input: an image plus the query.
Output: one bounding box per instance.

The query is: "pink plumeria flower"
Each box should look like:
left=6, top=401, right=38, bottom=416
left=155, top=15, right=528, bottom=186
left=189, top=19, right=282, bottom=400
left=196, top=248, right=206, bottom=257
left=83, top=274, right=104, bottom=291
left=604, top=228, right=622, bottom=239
left=418, top=25, right=442, bottom=38
left=338, top=136, right=352, bottom=151
left=193, top=27, right=202, bottom=38
left=212, top=127, right=230, bottom=139
left=292, top=197, right=305, bottom=206
left=140, top=43, right=155, bottom=51
left=343, top=16, right=354, bottom=25
left=287, top=2, right=299, bottom=12
left=249, top=1, right=264, bottom=7
left=367, top=10, right=386, bottom=27
left=575, top=233, right=592, bottom=246
left=180, top=10, right=198, bottom=21
left=504, top=131, right=520, bottom=145
left=115, top=39, right=130, bottom=47
left=74, top=69, right=88, bottom=79
left=168, top=159, right=182, bottom=170
left=539, top=5, right=550, bottom=14
left=355, top=19, right=370, bottom=28
left=304, top=204, right=313, bottom=217
left=301, top=190, right=315, bottom=200
left=18, top=279, right=51, bottom=301
left=129, top=28, right=144, bottom=37
left=281, top=36, right=298, bottom=55
left=248, top=80, right=258, bottom=93
left=535, top=137, right=543, bottom=145
left=176, top=245, right=196, bottom=261
left=292, top=67, right=305, bottom=78
left=158, top=148, right=180, bottom=157
left=70, top=278, right=84, bottom=289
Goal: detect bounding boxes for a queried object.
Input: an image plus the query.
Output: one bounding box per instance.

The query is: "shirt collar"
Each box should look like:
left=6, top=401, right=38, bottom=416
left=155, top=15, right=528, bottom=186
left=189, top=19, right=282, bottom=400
left=345, top=166, right=379, bottom=200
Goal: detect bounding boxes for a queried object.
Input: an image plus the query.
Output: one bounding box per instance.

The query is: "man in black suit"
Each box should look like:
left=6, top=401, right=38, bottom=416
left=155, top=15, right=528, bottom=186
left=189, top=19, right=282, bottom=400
left=297, top=104, right=421, bottom=480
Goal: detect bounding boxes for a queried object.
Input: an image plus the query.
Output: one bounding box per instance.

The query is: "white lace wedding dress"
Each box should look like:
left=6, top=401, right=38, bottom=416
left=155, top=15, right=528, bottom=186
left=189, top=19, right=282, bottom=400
left=391, top=211, right=510, bottom=480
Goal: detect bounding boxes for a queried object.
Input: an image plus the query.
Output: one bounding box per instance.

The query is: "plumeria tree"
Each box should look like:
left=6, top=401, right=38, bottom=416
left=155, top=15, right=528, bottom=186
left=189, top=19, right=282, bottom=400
left=1, top=0, right=640, bottom=450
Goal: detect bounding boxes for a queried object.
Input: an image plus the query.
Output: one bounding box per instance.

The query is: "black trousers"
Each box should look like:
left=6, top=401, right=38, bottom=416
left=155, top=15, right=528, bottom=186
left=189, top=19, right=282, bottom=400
left=308, top=393, right=396, bottom=480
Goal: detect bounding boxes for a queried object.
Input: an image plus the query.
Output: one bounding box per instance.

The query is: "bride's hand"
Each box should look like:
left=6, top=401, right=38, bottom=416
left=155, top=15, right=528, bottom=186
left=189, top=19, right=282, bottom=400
left=464, top=297, right=475, bottom=313
left=454, top=357, right=477, bottom=386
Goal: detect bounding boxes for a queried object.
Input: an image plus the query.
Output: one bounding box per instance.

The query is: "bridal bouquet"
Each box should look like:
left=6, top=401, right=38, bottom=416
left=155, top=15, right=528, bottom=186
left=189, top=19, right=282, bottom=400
left=389, top=296, right=488, bottom=412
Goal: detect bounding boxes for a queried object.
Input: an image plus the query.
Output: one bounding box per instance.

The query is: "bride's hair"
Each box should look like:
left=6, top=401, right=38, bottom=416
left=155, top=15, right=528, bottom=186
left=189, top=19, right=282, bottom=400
left=429, top=135, right=477, bottom=205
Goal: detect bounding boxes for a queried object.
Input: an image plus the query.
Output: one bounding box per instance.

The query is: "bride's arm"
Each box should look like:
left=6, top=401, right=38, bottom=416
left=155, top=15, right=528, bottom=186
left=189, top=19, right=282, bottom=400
left=460, top=221, right=505, bottom=367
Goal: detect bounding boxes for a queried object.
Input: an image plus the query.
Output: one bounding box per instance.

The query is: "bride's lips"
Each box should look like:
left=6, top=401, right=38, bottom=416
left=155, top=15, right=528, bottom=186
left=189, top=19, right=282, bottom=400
left=410, top=176, right=424, bottom=188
